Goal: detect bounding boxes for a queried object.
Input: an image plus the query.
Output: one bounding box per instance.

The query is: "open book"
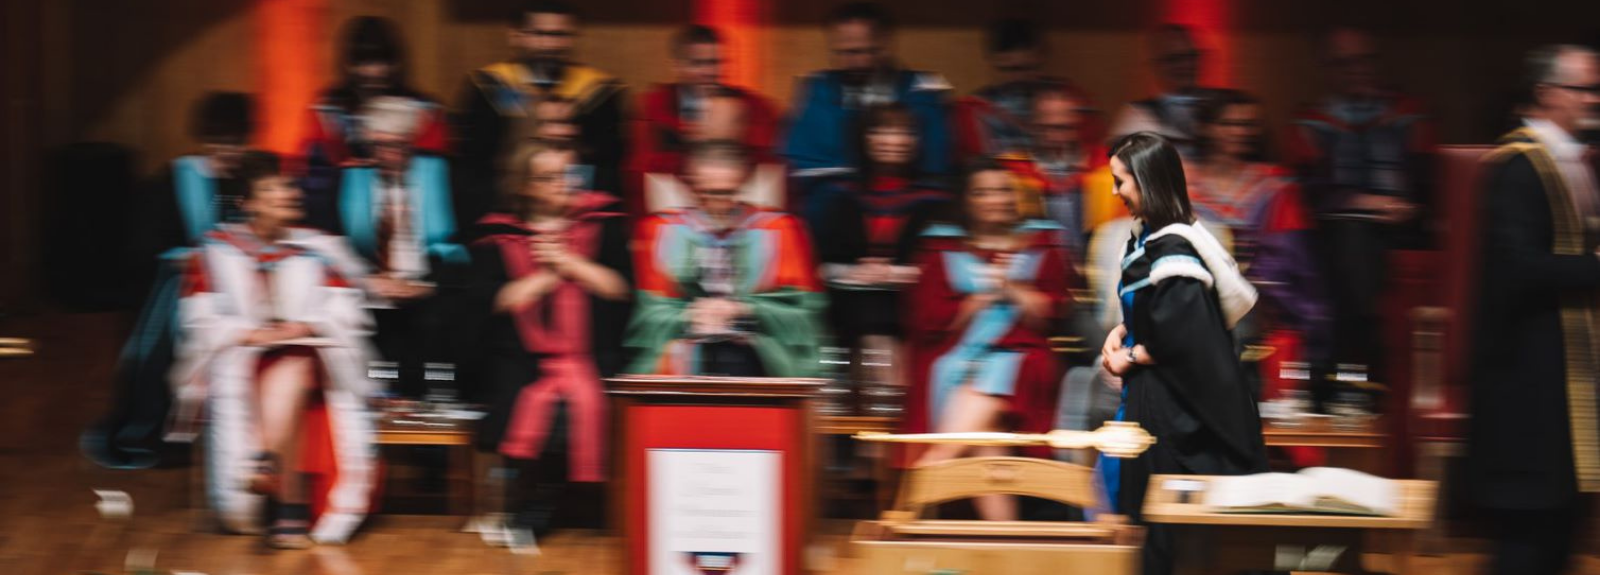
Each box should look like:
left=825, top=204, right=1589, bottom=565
left=1203, top=467, right=1399, bottom=517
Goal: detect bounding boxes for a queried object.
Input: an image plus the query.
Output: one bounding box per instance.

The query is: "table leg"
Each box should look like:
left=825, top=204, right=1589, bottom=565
left=1388, top=531, right=1417, bottom=575
left=449, top=443, right=472, bottom=517
left=870, top=440, right=907, bottom=512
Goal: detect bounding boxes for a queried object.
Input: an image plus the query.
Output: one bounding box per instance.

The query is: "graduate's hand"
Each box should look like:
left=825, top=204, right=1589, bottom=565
left=531, top=236, right=578, bottom=274
left=686, top=299, right=709, bottom=334
left=241, top=322, right=314, bottom=346
left=241, top=328, right=278, bottom=346
left=1102, top=347, right=1134, bottom=377
left=985, top=254, right=1014, bottom=290
left=1102, top=324, right=1128, bottom=360
left=368, top=276, right=408, bottom=300
left=688, top=297, right=744, bottom=335
left=686, top=298, right=718, bottom=335
left=370, top=276, right=432, bottom=301
left=885, top=264, right=921, bottom=285
left=403, top=281, right=436, bottom=300
left=706, top=298, right=748, bottom=325
left=495, top=273, right=559, bottom=312
left=1005, top=282, right=1052, bottom=323
left=849, top=258, right=893, bottom=285
left=1101, top=324, right=1133, bottom=376
left=276, top=321, right=315, bottom=340
left=962, top=291, right=1002, bottom=312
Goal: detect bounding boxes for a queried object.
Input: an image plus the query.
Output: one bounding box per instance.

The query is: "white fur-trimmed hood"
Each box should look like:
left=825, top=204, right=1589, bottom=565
left=1136, top=221, right=1258, bottom=328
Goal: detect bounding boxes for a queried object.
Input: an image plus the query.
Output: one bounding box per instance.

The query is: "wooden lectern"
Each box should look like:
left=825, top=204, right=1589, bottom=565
left=609, top=375, right=825, bottom=575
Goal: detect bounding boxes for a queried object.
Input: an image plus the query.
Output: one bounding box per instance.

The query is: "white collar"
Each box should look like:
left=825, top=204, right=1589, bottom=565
left=1525, top=118, right=1588, bottom=162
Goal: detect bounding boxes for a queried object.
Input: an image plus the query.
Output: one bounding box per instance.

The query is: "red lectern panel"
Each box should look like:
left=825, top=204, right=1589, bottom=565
left=610, top=376, right=821, bottom=575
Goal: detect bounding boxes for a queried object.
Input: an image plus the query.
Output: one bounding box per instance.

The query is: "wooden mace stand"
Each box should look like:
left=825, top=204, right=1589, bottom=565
left=853, top=455, right=1145, bottom=574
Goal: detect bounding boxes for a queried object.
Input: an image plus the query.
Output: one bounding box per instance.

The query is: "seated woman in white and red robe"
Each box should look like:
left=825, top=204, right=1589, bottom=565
left=170, top=152, right=377, bottom=549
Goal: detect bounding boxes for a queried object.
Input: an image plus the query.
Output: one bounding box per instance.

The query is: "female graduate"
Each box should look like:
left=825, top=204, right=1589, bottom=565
left=171, top=152, right=377, bottom=549
left=1099, top=132, right=1268, bottom=575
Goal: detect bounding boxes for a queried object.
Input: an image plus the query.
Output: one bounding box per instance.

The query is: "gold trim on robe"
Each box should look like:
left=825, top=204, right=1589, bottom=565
left=472, top=61, right=621, bottom=118
left=1484, top=127, right=1600, bottom=492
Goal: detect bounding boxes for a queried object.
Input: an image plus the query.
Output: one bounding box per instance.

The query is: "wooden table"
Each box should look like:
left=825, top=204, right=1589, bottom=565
left=1263, top=418, right=1386, bottom=448
left=817, top=414, right=897, bottom=435
left=1263, top=417, right=1388, bottom=474
left=1143, top=474, right=1437, bottom=574
left=375, top=418, right=478, bottom=517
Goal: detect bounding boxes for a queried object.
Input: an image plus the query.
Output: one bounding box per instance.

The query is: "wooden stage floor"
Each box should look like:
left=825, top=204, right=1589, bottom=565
left=2, top=310, right=1597, bottom=574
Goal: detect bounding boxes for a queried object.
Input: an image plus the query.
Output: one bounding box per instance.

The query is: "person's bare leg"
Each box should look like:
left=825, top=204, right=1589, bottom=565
left=859, top=334, right=902, bottom=391
left=916, top=385, right=1010, bottom=462
left=256, top=353, right=316, bottom=547
left=914, top=385, right=1016, bottom=520
left=970, top=444, right=1017, bottom=521
left=258, top=354, right=315, bottom=492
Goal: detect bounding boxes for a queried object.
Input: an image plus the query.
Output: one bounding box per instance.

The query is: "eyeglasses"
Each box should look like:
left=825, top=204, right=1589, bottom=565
left=1157, top=51, right=1201, bottom=65
left=370, top=140, right=410, bottom=151
left=522, top=29, right=574, bottom=39
left=1035, top=123, right=1083, bottom=133
left=1330, top=54, right=1378, bottom=68
left=996, top=63, right=1040, bottom=74
left=832, top=47, right=881, bottom=58
left=1546, top=83, right=1600, bottom=96
left=1213, top=120, right=1260, bottom=128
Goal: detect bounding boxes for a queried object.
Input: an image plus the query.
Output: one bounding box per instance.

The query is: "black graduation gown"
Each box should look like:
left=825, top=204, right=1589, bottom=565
left=813, top=183, right=946, bottom=340
left=1117, top=234, right=1269, bottom=516
left=462, top=211, right=634, bottom=455
left=452, top=63, right=626, bottom=230
left=1116, top=233, right=1269, bottom=575
left=1468, top=131, right=1600, bottom=511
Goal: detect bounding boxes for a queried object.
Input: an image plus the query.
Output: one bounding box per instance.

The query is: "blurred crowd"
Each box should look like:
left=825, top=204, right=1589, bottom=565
left=69, top=0, right=1600, bottom=571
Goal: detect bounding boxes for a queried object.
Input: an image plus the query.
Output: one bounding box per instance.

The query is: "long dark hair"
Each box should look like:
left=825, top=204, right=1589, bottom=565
left=333, top=17, right=421, bottom=108
left=232, top=151, right=282, bottom=222
left=236, top=151, right=282, bottom=196
left=855, top=102, right=918, bottom=178
left=1111, top=132, right=1193, bottom=229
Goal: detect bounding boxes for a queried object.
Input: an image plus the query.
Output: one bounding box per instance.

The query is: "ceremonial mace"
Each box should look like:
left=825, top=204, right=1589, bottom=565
left=854, top=421, right=1157, bottom=459
left=0, top=337, right=33, bottom=358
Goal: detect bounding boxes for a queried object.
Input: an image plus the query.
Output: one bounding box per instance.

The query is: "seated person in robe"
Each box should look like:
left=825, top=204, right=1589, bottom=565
left=172, top=152, right=378, bottom=548
left=626, top=140, right=826, bottom=377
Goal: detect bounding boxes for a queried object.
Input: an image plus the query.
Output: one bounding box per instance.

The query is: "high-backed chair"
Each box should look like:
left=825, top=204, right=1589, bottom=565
left=1419, top=146, right=1494, bottom=446
left=1411, top=145, right=1494, bottom=552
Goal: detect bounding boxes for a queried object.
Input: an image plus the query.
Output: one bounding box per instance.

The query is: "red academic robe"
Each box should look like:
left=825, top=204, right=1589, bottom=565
left=901, top=222, right=1075, bottom=464
left=624, top=84, right=780, bottom=216
left=469, top=193, right=630, bottom=480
